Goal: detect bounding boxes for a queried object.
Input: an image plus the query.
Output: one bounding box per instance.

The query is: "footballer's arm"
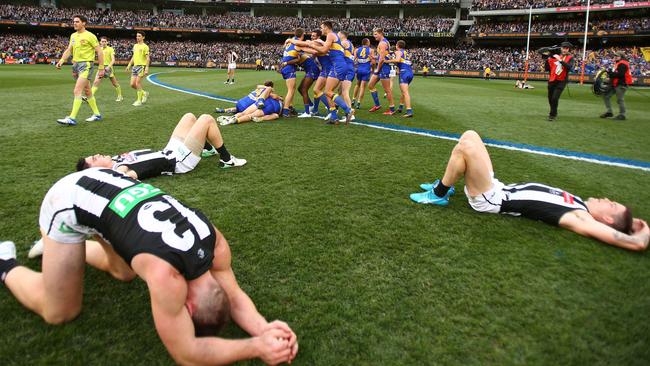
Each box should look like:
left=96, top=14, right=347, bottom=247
left=560, top=210, right=650, bottom=251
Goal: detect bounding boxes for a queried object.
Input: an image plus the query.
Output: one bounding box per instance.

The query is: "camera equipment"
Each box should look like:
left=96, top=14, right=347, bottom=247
left=592, top=69, right=612, bottom=96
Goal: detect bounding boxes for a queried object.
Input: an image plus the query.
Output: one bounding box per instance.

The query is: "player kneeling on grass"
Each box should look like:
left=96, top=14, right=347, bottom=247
left=218, top=94, right=283, bottom=126
left=0, top=168, right=298, bottom=365
left=410, top=130, right=649, bottom=251
left=78, top=113, right=246, bottom=180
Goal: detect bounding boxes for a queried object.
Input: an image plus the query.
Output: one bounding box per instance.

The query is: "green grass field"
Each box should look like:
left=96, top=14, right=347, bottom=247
left=0, top=65, right=649, bottom=365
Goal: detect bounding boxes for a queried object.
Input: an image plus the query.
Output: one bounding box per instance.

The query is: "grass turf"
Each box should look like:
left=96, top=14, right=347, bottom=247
left=0, top=65, right=649, bottom=365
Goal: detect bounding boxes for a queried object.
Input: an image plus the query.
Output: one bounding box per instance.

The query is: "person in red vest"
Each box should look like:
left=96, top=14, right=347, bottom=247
left=541, top=41, right=574, bottom=122
left=600, top=51, right=633, bottom=121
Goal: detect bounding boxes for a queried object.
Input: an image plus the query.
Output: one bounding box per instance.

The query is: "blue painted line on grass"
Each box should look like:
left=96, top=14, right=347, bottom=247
left=147, top=72, right=650, bottom=172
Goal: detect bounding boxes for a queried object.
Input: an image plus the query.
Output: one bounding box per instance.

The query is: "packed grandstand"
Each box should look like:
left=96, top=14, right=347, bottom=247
left=1, top=1, right=649, bottom=81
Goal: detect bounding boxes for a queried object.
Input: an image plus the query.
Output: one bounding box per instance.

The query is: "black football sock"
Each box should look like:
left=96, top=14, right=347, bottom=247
left=0, top=258, right=18, bottom=284
left=434, top=181, right=451, bottom=197
left=216, top=144, right=231, bottom=162
left=204, top=142, right=214, bottom=151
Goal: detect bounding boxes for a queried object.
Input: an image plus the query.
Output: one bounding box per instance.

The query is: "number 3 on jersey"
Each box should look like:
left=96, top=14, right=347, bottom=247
left=137, top=195, right=211, bottom=251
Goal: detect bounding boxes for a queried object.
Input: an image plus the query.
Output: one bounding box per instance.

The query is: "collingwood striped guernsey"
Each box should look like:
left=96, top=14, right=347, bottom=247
left=39, top=168, right=216, bottom=280
left=499, top=182, right=588, bottom=226
left=112, top=149, right=176, bottom=180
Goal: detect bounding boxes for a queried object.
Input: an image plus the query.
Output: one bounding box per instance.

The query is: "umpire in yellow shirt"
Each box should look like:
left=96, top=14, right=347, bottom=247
left=126, top=31, right=150, bottom=107
left=55, top=15, right=104, bottom=125
left=91, top=36, right=123, bottom=102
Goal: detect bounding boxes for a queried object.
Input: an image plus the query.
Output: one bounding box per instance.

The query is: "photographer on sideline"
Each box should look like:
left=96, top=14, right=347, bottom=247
left=539, top=41, right=574, bottom=122
left=600, top=51, right=632, bottom=121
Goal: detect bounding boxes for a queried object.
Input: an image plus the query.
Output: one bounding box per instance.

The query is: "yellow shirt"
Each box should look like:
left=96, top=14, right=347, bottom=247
left=102, top=46, right=114, bottom=67
left=484, top=67, right=492, bottom=75
left=132, top=43, right=149, bottom=66
left=70, top=30, right=99, bottom=62
left=422, top=66, right=429, bottom=73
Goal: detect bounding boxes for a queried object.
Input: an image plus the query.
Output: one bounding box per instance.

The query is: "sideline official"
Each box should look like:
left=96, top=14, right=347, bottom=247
left=541, top=41, right=574, bottom=121
left=601, top=51, right=632, bottom=121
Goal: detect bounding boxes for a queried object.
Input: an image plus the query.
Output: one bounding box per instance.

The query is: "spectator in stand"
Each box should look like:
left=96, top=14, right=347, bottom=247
left=0, top=4, right=455, bottom=35
left=473, top=0, right=647, bottom=11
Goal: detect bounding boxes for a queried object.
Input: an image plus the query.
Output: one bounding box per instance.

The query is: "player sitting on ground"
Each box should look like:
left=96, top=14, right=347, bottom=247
left=0, top=168, right=298, bottom=365
left=214, top=81, right=274, bottom=114
left=219, top=93, right=283, bottom=125
left=409, top=130, right=649, bottom=251
left=77, top=113, right=246, bottom=179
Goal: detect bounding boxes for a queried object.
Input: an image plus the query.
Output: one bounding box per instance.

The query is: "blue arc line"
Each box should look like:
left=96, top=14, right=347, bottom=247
left=147, top=72, right=650, bottom=173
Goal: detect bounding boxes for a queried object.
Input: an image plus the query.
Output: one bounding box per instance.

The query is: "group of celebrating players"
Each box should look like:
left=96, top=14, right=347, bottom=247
left=215, top=21, right=415, bottom=126
left=1, top=14, right=649, bottom=366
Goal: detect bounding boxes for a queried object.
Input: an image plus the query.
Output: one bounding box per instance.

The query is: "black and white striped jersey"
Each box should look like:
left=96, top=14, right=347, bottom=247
left=39, top=168, right=215, bottom=280
left=112, top=149, right=176, bottom=180
left=500, top=182, right=588, bottom=226
left=227, top=51, right=237, bottom=64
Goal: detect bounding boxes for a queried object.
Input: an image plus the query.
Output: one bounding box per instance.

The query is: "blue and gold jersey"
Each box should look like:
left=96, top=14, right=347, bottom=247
left=355, top=46, right=371, bottom=64
left=378, top=37, right=391, bottom=62
left=343, top=40, right=354, bottom=63
left=395, top=50, right=413, bottom=73
left=282, top=38, right=300, bottom=63
left=247, top=86, right=268, bottom=100
left=328, top=33, right=346, bottom=63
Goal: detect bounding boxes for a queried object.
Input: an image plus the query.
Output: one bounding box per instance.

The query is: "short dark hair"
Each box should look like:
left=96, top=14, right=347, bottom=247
left=321, top=21, right=333, bottom=30
left=339, top=31, right=348, bottom=38
left=312, top=30, right=322, bottom=37
left=397, top=40, right=406, bottom=49
left=100, top=36, right=108, bottom=41
left=76, top=157, right=89, bottom=171
left=137, top=31, right=145, bottom=37
left=192, top=281, right=231, bottom=337
left=613, top=206, right=633, bottom=234
left=73, top=15, right=87, bottom=23
left=294, top=28, right=304, bottom=38
left=373, top=28, right=384, bottom=35
left=362, top=38, right=370, bottom=46
left=263, top=80, right=274, bottom=87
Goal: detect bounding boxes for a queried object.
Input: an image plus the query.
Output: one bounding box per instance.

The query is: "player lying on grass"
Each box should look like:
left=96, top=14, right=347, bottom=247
left=214, top=81, right=275, bottom=115
left=77, top=113, right=246, bottom=180
left=0, top=168, right=298, bottom=365
left=410, top=130, right=649, bottom=251
left=218, top=92, right=283, bottom=126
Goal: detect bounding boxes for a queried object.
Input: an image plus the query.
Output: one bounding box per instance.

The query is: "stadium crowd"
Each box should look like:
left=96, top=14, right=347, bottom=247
left=473, top=0, right=649, bottom=11
left=0, top=4, right=454, bottom=34
left=2, top=33, right=648, bottom=76
left=470, top=17, right=650, bottom=34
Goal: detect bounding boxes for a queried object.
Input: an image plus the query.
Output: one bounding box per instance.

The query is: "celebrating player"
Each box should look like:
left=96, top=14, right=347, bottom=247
left=295, top=45, right=321, bottom=118
left=351, top=38, right=373, bottom=110
left=219, top=93, right=283, bottom=125
left=125, top=31, right=150, bottom=107
left=91, top=36, right=123, bottom=102
left=77, top=113, right=246, bottom=179
left=409, top=130, right=649, bottom=251
left=337, top=31, right=355, bottom=123
left=289, top=21, right=353, bottom=124
left=280, top=29, right=304, bottom=118
left=385, top=40, right=414, bottom=117
left=367, top=28, right=396, bottom=115
left=215, top=81, right=274, bottom=115
left=0, top=168, right=298, bottom=365
left=55, top=15, right=104, bottom=126
left=225, top=49, right=238, bottom=85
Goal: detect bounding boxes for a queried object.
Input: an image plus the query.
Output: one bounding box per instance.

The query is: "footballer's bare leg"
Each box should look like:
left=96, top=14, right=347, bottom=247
left=169, top=112, right=197, bottom=140
left=85, top=238, right=136, bottom=282
left=4, top=234, right=85, bottom=324
left=441, top=130, right=494, bottom=196
left=186, top=114, right=225, bottom=149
